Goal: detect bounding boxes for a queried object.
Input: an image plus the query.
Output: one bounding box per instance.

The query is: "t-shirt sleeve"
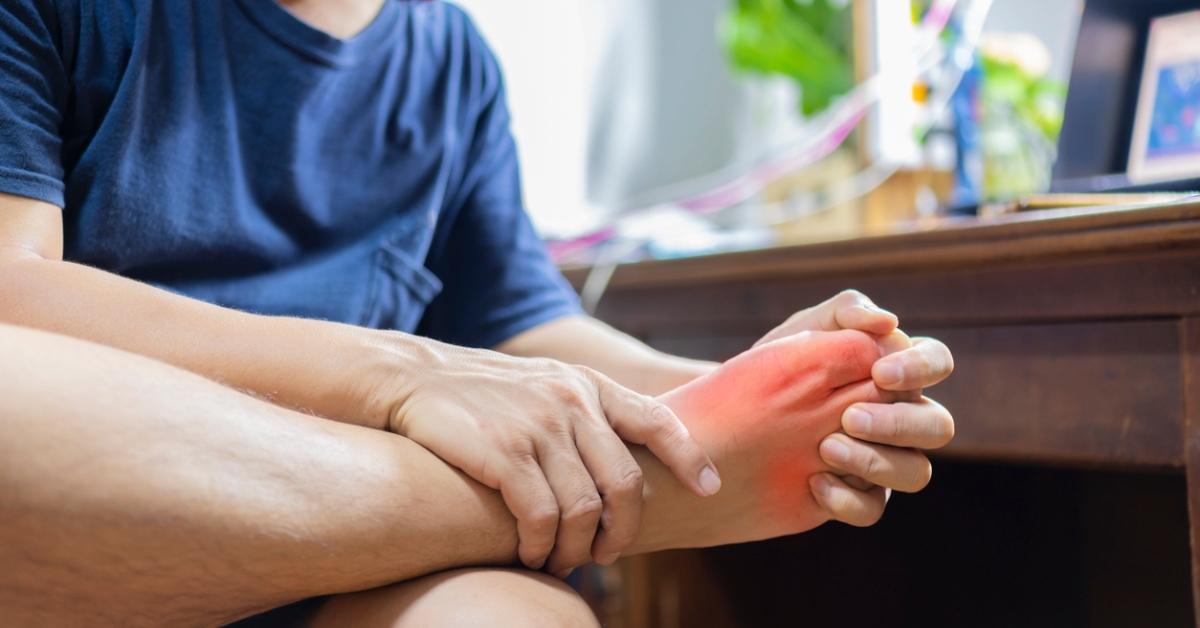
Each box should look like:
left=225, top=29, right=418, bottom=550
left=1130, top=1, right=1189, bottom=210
left=418, top=11, right=582, bottom=349
left=0, top=1, right=68, bottom=207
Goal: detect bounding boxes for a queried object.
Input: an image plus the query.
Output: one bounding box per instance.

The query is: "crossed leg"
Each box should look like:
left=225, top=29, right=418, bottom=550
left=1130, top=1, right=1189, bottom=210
left=0, top=323, right=883, bottom=626
left=303, top=568, right=598, bottom=628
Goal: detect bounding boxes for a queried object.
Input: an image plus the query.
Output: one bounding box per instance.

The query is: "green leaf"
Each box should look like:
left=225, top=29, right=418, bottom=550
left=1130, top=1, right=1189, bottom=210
left=720, top=0, right=854, bottom=115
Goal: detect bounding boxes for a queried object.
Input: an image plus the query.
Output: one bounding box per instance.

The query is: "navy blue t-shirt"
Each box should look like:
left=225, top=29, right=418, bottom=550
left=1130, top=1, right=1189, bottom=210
left=0, top=0, right=580, bottom=348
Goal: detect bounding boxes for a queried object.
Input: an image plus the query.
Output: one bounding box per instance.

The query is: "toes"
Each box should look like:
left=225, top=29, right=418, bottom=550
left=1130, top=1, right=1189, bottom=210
left=761, top=329, right=883, bottom=390
left=809, top=472, right=888, bottom=527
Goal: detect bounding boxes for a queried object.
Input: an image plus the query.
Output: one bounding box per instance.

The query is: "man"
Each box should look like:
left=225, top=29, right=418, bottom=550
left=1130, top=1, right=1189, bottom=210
left=0, top=1, right=955, bottom=625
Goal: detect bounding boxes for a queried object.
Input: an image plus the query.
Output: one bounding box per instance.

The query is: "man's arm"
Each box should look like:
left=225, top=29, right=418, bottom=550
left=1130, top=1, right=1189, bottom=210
left=0, top=194, right=402, bottom=428
left=1, top=322, right=885, bottom=625
left=498, top=315, right=716, bottom=396
left=0, top=194, right=718, bottom=572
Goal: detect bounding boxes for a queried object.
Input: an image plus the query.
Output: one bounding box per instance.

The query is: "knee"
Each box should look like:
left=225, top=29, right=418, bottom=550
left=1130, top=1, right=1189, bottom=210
left=310, top=568, right=599, bottom=628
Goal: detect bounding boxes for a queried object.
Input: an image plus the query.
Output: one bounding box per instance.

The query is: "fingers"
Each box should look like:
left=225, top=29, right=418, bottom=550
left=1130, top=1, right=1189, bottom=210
left=573, top=424, right=644, bottom=566
left=809, top=472, right=889, bottom=527
left=498, top=453, right=561, bottom=570
left=818, top=433, right=933, bottom=493
left=841, top=396, right=955, bottom=449
left=826, top=374, right=899, bottom=410
left=871, top=336, right=954, bottom=391
left=597, top=375, right=721, bottom=498
left=539, top=438, right=604, bottom=576
left=876, top=328, right=913, bottom=357
left=829, top=290, right=900, bottom=336
left=755, top=289, right=898, bottom=347
left=841, top=475, right=876, bottom=491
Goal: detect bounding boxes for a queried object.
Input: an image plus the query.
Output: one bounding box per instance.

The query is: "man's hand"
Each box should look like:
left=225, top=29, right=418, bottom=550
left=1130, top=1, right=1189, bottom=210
left=386, top=340, right=720, bottom=575
left=756, top=290, right=955, bottom=526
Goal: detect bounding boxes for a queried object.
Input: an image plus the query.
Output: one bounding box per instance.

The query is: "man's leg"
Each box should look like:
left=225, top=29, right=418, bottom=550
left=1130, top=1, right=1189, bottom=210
left=306, top=568, right=598, bottom=628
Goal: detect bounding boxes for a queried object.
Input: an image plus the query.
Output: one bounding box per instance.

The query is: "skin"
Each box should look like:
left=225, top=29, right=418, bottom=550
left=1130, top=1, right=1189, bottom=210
left=279, top=0, right=390, bottom=39
left=306, top=568, right=602, bottom=628
left=0, top=322, right=896, bottom=626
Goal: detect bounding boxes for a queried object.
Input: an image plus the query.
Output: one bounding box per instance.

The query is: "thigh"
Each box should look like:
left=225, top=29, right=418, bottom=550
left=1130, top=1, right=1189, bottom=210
left=306, top=568, right=598, bottom=628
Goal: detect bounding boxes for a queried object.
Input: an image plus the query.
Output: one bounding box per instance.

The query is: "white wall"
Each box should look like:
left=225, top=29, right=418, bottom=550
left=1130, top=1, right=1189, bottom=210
left=456, top=0, right=765, bottom=236
left=451, top=1, right=598, bottom=236
left=458, top=0, right=1084, bottom=237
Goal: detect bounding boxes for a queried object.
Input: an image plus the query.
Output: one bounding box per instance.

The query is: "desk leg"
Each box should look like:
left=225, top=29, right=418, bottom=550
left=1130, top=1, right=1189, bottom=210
left=1183, top=318, right=1200, bottom=627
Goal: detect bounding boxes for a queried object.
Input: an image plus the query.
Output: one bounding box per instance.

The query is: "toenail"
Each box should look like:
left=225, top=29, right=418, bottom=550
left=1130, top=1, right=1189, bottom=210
left=821, top=438, right=852, bottom=464
left=844, top=407, right=873, bottom=434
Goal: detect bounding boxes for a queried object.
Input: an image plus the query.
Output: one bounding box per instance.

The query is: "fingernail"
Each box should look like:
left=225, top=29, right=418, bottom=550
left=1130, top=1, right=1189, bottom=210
left=821, top=438, right=851, bottom=465
left=698, top=465, right=722, bottom=496
left=844, top=407, right=873, bottom=434
left=811, top=474, right=833, bottom=498
left=555, top=568, right=575, bottom=580
left=874, top=360, right=904, bottom=387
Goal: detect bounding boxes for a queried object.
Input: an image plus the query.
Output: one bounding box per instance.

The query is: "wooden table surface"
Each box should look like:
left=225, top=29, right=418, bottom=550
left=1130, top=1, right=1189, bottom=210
left=562, top=200, right=1200, bottom=627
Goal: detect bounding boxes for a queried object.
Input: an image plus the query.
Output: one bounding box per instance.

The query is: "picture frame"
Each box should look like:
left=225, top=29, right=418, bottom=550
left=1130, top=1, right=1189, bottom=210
left=1127, top=9, right=1200, bottom=183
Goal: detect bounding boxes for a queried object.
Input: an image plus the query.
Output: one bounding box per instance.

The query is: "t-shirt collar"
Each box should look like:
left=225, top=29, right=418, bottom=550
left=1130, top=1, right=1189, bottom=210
left=234, top=0, right=402, bottom=67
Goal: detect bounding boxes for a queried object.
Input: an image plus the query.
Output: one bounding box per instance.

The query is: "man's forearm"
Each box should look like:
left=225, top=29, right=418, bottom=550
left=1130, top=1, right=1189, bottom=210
left=0, top=245, right=414, bottom=429
left=498, top=315, right=717, bottom=396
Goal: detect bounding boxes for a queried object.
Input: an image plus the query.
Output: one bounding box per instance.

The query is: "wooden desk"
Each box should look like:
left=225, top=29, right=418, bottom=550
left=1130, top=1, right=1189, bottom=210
left=564, top=201, right=1200, bottom=627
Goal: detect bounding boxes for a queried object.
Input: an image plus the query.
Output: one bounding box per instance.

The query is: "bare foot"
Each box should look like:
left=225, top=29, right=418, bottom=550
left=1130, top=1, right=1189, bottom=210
left=634, top=330, right=888, bottom=552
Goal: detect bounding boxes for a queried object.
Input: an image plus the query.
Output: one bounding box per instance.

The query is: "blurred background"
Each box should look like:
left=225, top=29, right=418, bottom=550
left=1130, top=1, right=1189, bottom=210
left=459, top=0, right=1079, bottom=254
